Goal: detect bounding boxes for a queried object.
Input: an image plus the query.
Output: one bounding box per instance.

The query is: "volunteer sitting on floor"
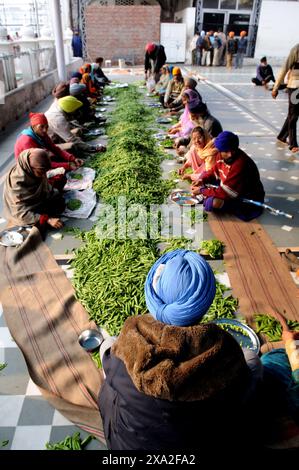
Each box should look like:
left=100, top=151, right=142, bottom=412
left=168, top=77, right=201, bottom=114
left=168, top=90, right=200, bottom=139
left=163, top=67, right=184, bottom=107
left=3, top=149, right=65, bottom=230
left=45, top=93, right=104, bottom=153
left=189, top=101, right=223, bottom=138
left=192, top=131, right=265, bottom=221
left=178, top=126, right=218, bottom=182
left=154, top=65, right=171, bottom=97
left=98, top=249, right=262, bottom=451
left=15, top=112, right=83, bottom=170
left=252, top=56, right=276, bottom=88
left=94, top=57, right=111, bottom=85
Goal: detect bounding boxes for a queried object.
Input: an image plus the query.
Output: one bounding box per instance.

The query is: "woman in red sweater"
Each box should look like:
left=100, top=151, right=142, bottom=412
left=15, top=113, right=84, bottom=190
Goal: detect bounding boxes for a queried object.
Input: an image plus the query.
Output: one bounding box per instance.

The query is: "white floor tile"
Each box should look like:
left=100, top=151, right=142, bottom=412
left=281, top=225, right=293, bottom=232
left=0, top=327, right=17, bottom=348
left=215, top=273, right=231, bottom=288
left=52, top=410, right=73, bottom=426
left=25, top=379, right=42, bottom=396
left=11, top=425, right=52, bottom=450
left=0, top=396, right=25, bottom=426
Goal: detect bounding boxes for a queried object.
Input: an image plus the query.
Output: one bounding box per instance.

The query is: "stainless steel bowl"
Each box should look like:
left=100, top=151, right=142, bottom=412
left=78, top=329, right=104, bottom=352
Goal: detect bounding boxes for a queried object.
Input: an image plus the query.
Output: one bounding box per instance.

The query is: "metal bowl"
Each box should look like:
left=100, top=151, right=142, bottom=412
left=213, top=318, right=260, bottom=354
left=78, top=329, right=104, bottom=352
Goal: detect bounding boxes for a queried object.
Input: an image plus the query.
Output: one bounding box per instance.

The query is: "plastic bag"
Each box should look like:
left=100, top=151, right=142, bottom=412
left=146, top=77, right=156, bottom=93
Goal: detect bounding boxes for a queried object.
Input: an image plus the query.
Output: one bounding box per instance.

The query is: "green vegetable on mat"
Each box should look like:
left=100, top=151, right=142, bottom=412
left=46, top=432, right=95, bottom=450
left=66, top=199, right=82, bottom=211
left=0, top=362, right=7, bottom=372
left=254, top=314, right=299, bottom=342
left=69, top=172, right=83, bottom=180
left=200, top=239, right=225, bottom=259
left=201, top=279, right=238, bottom=323
left=160, top=139, right=174, bottom=148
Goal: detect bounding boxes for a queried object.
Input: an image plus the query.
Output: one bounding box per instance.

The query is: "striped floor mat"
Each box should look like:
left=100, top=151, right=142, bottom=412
left=208, top=213, right=299, bottom=326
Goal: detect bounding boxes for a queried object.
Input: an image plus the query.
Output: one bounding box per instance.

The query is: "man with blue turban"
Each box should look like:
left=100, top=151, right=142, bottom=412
left=192, top=131, right=265, bottom=221
left=98, top=249, right=262, bottom=453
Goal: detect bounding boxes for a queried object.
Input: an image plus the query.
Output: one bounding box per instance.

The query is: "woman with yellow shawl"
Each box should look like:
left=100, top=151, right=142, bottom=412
left=178, top=127, right=218, bottom=182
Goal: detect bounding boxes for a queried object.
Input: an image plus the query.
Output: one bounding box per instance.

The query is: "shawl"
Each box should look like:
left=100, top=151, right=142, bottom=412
left=3, top=149, right=51, bottom=225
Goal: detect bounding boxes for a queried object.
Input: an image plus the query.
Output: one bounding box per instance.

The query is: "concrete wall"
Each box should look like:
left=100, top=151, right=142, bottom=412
left=175, top=7, right=196, bottom=64
left=255, top=1, right=299, bottom=59
left=85, top=5, right=161, bottom=65
left=0, top=58, right=82, bottom=131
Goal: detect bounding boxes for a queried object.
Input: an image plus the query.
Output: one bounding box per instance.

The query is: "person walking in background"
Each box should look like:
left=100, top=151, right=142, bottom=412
left=144, top=42, right=167, bottom=83
left=252, top=57, right=276, bottom=88
left=226, top=32, right=238, bottom=70
left=71, top=30, right=83, bottom=58
left=235, top=31, right=248, bottom=69
left=272, top=43, right=299, bottom=153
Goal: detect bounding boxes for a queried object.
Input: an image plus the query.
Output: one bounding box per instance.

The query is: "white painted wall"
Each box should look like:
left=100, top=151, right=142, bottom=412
left=175, top=7, right=196, bottom=64
left=255, top=1, right=299, bottom=59
left=161, top=23, right=186, bottom=63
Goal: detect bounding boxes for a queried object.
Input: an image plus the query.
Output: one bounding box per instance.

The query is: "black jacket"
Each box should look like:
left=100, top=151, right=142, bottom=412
left=144, top=44, right=167, bottom=74
left=98, top=315, right=259, bottom=452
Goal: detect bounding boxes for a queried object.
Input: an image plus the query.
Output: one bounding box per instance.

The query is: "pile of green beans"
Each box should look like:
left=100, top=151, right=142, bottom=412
left=254, top=314, right=299, bottom=342
left=46, top=432, right=94, bottom=450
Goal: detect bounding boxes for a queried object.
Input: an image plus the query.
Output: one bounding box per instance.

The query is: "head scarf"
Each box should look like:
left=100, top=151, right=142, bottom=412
left=184, top=77, right=197, bottom=89
left=28, top=148, right=51, bottom=171
left=29, top=112, right=48, bottom=127
left=80, top=63, right=91, bottom=74
left=145, top=249, right=216, bottom=326
left=3, top=149, right=51, bottom=225
left=200, top=30, right=205, bottom=37
left=228, top=31, right=235, bottom=38
left=58, top=96, right=83, bottom=113
left=214, top=131, right=239, bottom=152
left=52, top=82, right=70, bottom=99
left=240, top=31, right=247, bottom=37
left=188, top=101, right=207, bottom=114
left=71, top=71, right=82, bottom=80
left=81, top=73, right=91, bottom=86
left=172, top=66, right=181, bottom=76
left=168, top=65, right=174, bottom=77
left=183, top=89, right=200, bottom=106
left=70, top=83, right=87, bottom=96
left=145, top=43, right=155, bottom=54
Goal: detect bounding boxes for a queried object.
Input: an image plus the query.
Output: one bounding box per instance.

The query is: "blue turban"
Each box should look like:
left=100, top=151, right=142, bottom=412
left=214, top=131, right=239, bottom=152
left=145, top=249, right=216, bottom=326
left=70, top=83, right=87, bottom=96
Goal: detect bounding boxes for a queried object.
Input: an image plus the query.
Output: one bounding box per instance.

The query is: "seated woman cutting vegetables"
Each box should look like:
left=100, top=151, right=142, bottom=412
left=98, top=249, right=263, bottom=454
left=3, top=149, right=65, bottom=232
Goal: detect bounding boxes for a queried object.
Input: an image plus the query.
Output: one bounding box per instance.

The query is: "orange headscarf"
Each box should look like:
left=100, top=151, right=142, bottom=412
left=81, top=73, right=97, bottom=98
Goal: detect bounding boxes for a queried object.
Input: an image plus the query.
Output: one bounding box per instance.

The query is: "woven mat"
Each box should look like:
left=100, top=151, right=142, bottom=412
left=0, top=227, right=105, bottom=442
left=208, top=212, right=299, bottom=325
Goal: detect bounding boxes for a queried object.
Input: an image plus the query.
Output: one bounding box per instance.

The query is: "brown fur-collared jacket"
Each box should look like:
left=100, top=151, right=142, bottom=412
left=99, top=314, right=257, bottom=451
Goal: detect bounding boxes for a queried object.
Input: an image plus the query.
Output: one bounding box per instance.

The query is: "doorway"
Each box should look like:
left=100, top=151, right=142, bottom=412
left=202, top=12, right=225, bottom=33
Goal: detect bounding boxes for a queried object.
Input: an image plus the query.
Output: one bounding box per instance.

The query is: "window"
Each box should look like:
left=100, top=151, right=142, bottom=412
left=203, top=0, right=219, bottom=8
left=220, top=0, right=237, bottom=9
left=238, top=0, right=254, bottom=9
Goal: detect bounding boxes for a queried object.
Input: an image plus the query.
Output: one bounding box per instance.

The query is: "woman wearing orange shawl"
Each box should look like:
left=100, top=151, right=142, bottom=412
left=178, top=127, right=218, bottom=182
left=81, top=73, right=98, bottom=99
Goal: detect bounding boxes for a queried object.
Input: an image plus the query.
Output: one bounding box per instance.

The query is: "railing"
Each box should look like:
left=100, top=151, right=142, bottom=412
left=0, top=47, right=57, bottom=93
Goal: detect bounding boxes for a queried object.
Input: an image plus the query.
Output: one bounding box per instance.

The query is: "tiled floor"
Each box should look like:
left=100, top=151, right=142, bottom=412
left=0, top=64, right=299, bottom=450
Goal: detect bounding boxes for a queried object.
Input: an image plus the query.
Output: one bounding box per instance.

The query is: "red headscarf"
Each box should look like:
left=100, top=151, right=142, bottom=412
left=29, top=113, right=48, bottom=127
left=145, top=43, right=155, bottom=54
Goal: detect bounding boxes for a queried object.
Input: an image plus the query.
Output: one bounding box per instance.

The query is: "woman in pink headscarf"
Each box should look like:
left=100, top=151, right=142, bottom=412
left=178, top=126, right=218, bottom=182
left=168, top=89, right=200, bottom=139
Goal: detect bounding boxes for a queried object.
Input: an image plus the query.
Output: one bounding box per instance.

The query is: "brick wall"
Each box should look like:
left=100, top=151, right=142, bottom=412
left=85, top=5, right=161, bottom=65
